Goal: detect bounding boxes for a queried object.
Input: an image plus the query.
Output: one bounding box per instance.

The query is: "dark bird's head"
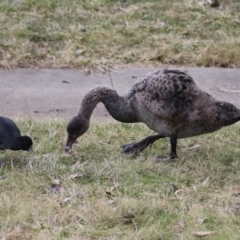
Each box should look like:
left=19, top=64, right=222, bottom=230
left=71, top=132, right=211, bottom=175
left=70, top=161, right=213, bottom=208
left=65, top=116, right=89, bottom=151
left=17, top=136, right=33, bottom=152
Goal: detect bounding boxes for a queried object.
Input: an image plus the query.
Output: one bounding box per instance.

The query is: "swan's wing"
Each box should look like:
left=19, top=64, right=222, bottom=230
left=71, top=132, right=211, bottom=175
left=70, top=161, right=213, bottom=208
left=127, top=69, right=201, bottom=123
left=126, top=69, right=197, bottom=100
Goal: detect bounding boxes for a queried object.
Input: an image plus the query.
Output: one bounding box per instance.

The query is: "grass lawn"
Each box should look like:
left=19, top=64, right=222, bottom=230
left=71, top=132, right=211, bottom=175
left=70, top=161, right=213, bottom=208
left=0, top=0, right=240, bottom=71
left=1, top=0, right=240, bottom=239
left=0, top=120, right=240, bottom=239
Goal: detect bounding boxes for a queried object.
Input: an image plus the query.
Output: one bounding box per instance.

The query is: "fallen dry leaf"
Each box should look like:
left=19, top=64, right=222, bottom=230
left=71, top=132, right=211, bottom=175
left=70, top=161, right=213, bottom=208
left=105, top=191, right=115, bottom=197
left=192, top=231, right=215, bottom=236
left=48, top=184, right=65, bottom=193
left=232, top=187, right=240, bottom=196
left=62, top=197, right=71, bottom=203
left=48, top=179, right=65, bottom=193
left=174, top=187, right=196, bottom=198
left=107, top=199, right=116, bottom=206
left=202, top=176, right=210, bottom=187
left=68, top=173, right=84, bottom=180
left=184, top=143, right=202, bottom=151
left=197, top=217, right=207, bottom=224
left=174, top=189, right=184, bottom=197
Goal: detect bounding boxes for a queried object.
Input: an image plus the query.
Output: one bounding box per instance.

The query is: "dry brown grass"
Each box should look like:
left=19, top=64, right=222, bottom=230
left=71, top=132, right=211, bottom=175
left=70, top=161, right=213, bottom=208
left=0, top=0, right=240, bottom=71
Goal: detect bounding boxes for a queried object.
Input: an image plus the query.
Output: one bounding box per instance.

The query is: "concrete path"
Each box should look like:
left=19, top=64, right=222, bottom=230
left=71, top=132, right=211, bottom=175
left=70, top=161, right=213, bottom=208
left=1, top=67, right=240, bottom=121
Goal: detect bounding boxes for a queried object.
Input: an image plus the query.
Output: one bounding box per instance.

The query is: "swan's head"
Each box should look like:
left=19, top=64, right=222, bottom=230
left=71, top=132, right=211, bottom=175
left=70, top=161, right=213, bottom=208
left=65, top=116, right=89, bottom=151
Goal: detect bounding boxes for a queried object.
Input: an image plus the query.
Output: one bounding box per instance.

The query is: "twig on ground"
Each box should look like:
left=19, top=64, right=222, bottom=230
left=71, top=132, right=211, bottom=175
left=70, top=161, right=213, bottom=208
left=108, top=72, right=114, bottom=89
left=217, top=87, right=240, bottom=93
left=66, top=150, right=79, bottom=160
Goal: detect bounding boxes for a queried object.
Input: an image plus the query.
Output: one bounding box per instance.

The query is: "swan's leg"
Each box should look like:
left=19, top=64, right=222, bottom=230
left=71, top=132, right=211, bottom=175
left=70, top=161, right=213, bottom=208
left=155, top=135, right=178, bottom=162
left=121, top=135, right=165, bottom=155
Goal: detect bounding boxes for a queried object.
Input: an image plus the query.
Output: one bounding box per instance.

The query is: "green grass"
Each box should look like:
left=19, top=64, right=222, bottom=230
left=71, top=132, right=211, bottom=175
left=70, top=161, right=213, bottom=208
left=1, top=119, right=240, bottom=239
left=1, top=1, right=240, bottom=239
left=0, top=0, right=240, bottom=70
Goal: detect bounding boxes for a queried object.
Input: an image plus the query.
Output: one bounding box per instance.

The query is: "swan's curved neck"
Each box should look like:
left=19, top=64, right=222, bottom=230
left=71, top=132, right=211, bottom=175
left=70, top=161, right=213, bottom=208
left=78, top=86, right=138, bottom=123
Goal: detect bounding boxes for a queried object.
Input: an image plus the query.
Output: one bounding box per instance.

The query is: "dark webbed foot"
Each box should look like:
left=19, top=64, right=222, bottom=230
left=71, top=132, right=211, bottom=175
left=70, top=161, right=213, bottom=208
left=154, top=135, right=178, bottom=163
left=121, top=141, right=146, bottom=155
left=121, top=135, right=164, bottom=155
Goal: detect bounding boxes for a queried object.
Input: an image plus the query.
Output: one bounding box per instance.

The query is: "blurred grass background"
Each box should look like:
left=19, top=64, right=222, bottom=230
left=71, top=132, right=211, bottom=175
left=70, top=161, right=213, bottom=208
left=0, top=0, right=239, bottom=71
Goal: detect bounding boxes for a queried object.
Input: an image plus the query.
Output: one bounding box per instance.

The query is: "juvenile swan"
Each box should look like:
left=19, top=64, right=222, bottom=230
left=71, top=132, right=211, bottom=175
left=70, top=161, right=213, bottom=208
left=0, top=116, right=33, bottom=152
left=65, top=69, right=240, bottom=162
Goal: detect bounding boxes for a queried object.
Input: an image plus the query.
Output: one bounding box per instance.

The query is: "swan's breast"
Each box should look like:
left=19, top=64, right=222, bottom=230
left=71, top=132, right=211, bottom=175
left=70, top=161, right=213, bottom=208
left=139, top=113, right=172, bottom=137
left=151, top=121, right=172, bottom=137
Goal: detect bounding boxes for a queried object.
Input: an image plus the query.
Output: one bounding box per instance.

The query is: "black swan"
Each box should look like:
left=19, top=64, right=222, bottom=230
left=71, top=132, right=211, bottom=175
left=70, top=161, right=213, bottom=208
left=0, top=116, right=33, bottom=152
left=65, top=69, right=240, bottom=162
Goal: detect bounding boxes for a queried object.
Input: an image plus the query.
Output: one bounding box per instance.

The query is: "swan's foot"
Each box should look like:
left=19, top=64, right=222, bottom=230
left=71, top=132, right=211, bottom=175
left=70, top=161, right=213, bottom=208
left=155, top=135, right=179, bottom=163
left=121, top=135, right=165, bottom=155
left=121, top=142, right=147, bottom=155
left=154, top=155, right=178, bottom=163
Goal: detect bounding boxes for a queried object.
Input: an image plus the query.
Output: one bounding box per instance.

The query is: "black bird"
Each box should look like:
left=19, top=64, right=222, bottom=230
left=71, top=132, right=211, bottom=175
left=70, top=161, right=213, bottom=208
left=0, top=116, right=33, bottom=152
left=65, top=69, right=240, bottom=162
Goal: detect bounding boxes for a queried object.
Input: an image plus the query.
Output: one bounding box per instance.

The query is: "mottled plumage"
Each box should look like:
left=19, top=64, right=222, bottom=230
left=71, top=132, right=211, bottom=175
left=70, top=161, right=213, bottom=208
left=66, top=69, right=240, bottom=161
left=0, top=116, right=33, bottom=152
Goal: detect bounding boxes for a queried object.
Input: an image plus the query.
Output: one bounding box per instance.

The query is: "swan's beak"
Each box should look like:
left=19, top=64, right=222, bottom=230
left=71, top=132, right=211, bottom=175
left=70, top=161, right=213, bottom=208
left=29, top=146, right=34, bottom=154
left=65, top=135, right=76, bottom=151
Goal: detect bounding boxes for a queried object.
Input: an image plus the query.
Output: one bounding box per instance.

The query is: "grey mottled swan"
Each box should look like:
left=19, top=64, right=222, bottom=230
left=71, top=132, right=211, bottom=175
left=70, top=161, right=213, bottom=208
left=65, top=69, right=240, bottom=162
left=0, top=116, right=33, bottom=152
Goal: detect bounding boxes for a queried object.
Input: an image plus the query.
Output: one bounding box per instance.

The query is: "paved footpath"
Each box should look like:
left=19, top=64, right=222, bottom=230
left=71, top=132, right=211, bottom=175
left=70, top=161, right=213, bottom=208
left=1, top=67, right=240, bottom=121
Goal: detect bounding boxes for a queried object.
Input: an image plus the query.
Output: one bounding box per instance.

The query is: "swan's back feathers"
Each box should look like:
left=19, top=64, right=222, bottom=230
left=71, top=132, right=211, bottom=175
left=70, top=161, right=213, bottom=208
left=125, top=69, right=198, bottom=100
